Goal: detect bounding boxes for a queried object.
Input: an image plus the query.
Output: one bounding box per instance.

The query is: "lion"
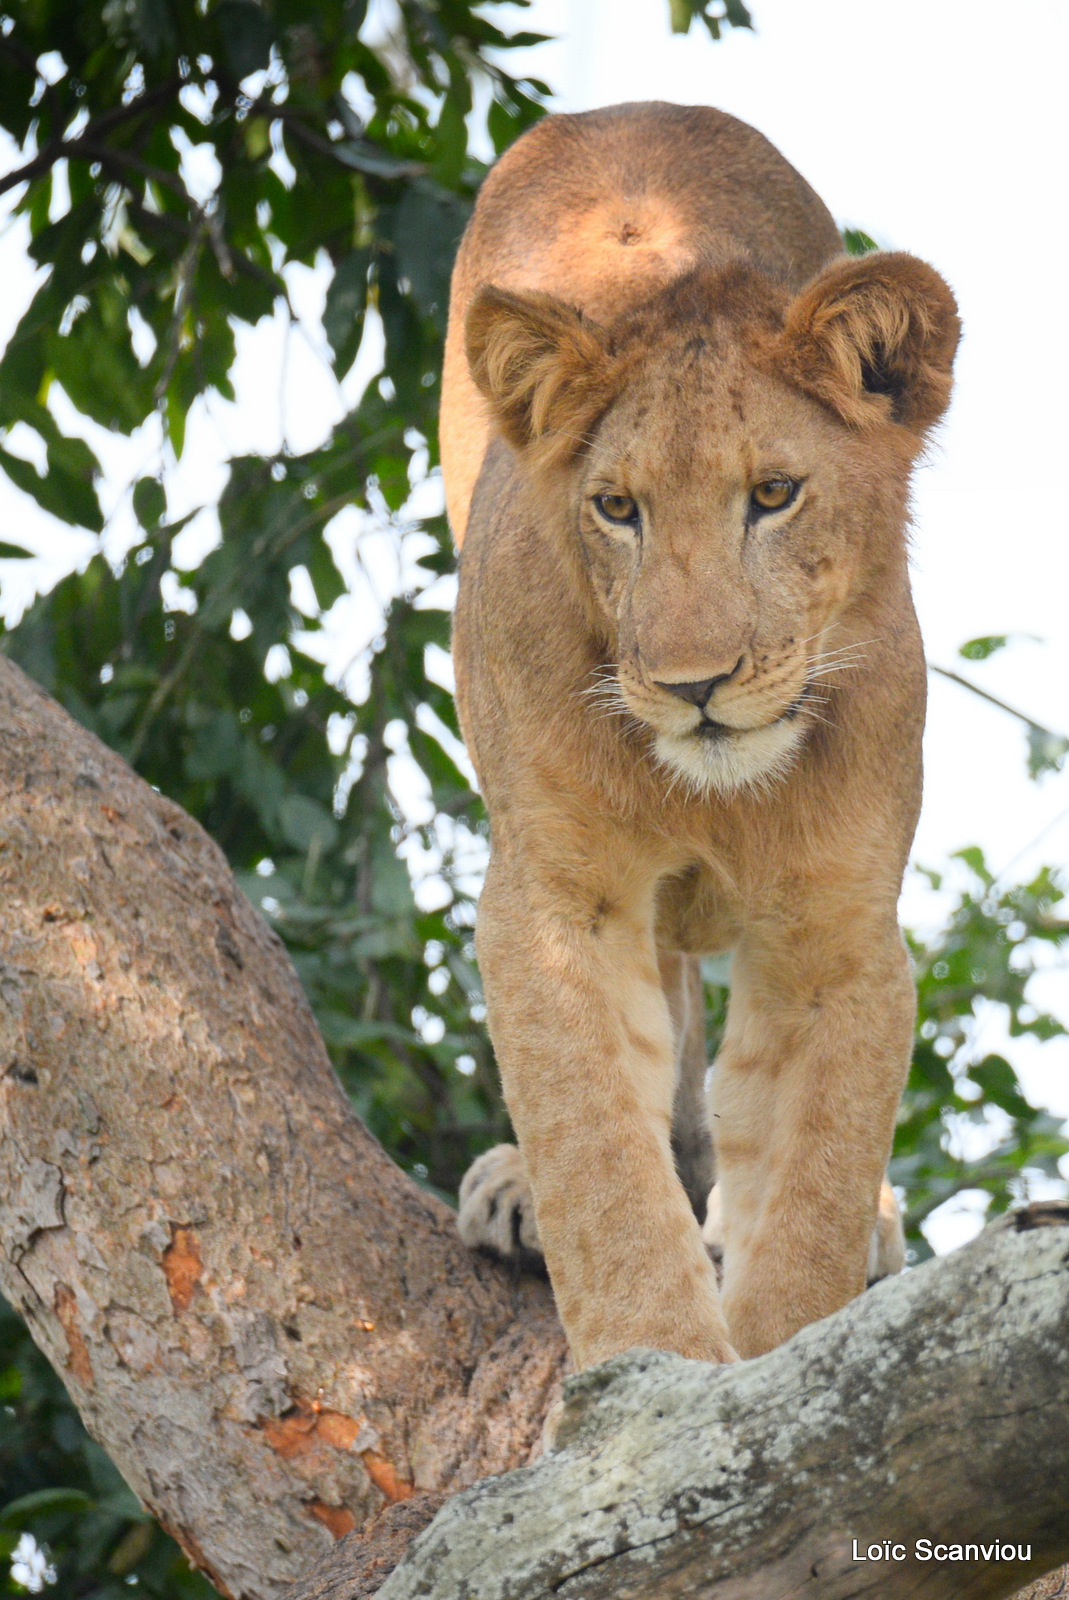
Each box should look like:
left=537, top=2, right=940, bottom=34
left=440, top=102, right=958, bottom=1368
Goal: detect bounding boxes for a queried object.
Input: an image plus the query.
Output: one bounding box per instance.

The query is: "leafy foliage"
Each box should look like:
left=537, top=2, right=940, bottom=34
left=698, top=853, right=1069, bottom=1262
left=0, top=0, right=551, bottom=524
left=667, top=0, right=753, bottom=41
left=894, top=852, right=1068, bottom=1255
left=0, top=0, right=541, bottom=1212
left=0, top=3, right=1065, bottom=1595
left=2, top=494, right=507, bottom=1199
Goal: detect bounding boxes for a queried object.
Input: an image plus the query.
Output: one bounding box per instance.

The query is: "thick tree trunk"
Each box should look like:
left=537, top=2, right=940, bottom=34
left=0, top=656, right=567, bottom=1599
left=1, top=655, right=1066, bottom=1600
left=305, top=1207, right=1069, bottom=1600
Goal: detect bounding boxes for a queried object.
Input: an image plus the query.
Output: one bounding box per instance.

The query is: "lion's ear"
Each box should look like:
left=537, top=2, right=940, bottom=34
left=778, top=252, right=960, bottom=434
left=466, top=286, right=618, bottom=460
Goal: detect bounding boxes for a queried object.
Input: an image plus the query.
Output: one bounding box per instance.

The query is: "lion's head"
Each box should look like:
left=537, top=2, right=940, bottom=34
left=466, top=253, right=959, bottom=796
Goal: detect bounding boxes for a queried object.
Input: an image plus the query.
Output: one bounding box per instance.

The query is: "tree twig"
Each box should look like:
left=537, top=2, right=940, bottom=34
left=929, top=663, right=1068, bottom=745
left=0, top=78, right=182, bottom=198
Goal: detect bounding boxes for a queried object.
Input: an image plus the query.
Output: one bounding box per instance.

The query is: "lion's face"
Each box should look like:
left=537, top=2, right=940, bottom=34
left=575, top=335, right=889, bottom=795
left=466, top=255, right=958, bottom=797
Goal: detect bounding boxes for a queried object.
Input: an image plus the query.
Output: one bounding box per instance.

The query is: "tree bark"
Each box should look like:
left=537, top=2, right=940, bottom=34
left=304, top=1206, right=1069, bottom=1600
left=1, top=654, right=1066, bottom=1600
left=0, top=656, right=567, bottom=1599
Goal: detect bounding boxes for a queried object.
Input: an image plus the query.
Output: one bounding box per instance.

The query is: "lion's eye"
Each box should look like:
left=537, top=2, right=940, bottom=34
left=750, top=478, right=797, bottom=513
left=594, top=493, right=640, bottom=527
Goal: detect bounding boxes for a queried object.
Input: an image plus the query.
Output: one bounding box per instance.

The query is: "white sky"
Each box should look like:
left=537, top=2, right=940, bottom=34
left=0, top=0, right=1065, bottom=1244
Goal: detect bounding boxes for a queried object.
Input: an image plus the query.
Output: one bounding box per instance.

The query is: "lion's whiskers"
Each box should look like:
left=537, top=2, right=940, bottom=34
left=578, top=669, right=651, bottom=740
left=804, top=634, right=883, bottom=679
left=800, top=702, right=835, bottom=730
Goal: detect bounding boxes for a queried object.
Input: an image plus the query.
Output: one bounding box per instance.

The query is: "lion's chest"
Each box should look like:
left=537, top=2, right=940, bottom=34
left=655, top=862, right=742, bottom=957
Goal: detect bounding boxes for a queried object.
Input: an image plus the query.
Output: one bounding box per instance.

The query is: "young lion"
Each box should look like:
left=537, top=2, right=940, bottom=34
left=441, top=103, right=958, bottom=1368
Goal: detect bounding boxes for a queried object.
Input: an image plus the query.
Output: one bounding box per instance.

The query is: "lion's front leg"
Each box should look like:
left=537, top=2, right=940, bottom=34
left=475, top=850, right=734, bottom=1370
left=458, top=951, right=717, bottom=1265
left=711, top=910, right=915, bottom=1359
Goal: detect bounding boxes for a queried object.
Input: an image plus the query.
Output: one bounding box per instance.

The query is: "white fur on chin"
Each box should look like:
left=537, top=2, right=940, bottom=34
left=653, top=716, right=807, bottom=798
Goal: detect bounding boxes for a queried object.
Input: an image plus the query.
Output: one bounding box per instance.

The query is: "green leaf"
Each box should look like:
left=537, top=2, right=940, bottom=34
left=1027, top=723, right=1069, bottom=780
left=432, top=82, right=471, bottom=187
left=376, top=264, right=425, bottom=409
left=0, top=444, right=104, bottom=531
left=388, top=181, right=470, bottom=322
left=352, top=920, right=421, bottom=961
left=317, top=1014, right=416, bottom=1051
left=486, top=96, right=519, bottom=157
left=278, top=794, right=339, bottom=853
left=968, top=1055, right=1031, bottom=1119
left=186, top=711, right=243, bottom=782
left=0, top=1487, right=93, bottom=1525
left=0, top=541, right=33, bottom=558
left=370, top=844, right=415, bottom=918
left=323, top=248, right=371, bottom=375
left=133, top=477, right=167, bottom=533
left=331, top=140, right=424, bottom=180
left=306, top=541, right=347, bottom=612
left=953, top=845, right=993, bottom=885
left=27, top=173, right=52, bottom=239
left=959, top=634, right=1009, bottom=661
left=844, top=227, right=879, bottom=256
left=216, top=0, right=275, bottom=79
left=166, top=379, right=188, bottom=461
left=122, top=0, right=176, bottom=55
left=45, top=284, right=156, bottom=434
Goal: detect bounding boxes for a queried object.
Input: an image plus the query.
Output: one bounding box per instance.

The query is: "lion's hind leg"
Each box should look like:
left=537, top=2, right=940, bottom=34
left=701, top=1176, right=906, bottom=1288
left=457, top=1143, right=543, bottom=1268
left=661, top=950, right=717, bottom=1226
left=866, top=1177, right=906, bottom=1283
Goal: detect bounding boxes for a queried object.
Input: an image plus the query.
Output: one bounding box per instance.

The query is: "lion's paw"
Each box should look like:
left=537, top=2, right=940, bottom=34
left=866, top=1178, right=906, bottom=1283
left=457, top=1144, right=543, bottom=1264
left=700, top=1177, right=906, bottom=1286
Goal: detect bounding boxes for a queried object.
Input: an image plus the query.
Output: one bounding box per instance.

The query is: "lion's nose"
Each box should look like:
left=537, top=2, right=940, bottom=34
left=655, top=656, right=744, bottom=708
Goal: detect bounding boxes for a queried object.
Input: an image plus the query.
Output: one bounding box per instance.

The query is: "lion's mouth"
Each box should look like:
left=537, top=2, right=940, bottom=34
left=692, top=688, right=809, bottom=742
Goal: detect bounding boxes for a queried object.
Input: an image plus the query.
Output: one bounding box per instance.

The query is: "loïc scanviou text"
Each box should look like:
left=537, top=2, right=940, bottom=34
left=852, top=1540, right=1032, bottom=1563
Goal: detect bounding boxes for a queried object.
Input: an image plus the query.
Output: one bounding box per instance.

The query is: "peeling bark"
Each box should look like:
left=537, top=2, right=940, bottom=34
left=1, top=654, right=1066, bottom=1600
left=0, top=657, right=567, bottom=1598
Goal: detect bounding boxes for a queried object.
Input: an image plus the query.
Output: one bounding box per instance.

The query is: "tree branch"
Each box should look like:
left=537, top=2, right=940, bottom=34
left=929, top=663, right=1068, bottom=745
left=0, top=656, right=566, bottom=1599
left=306, top=1204, right=1067, bottom=1600
left=0, top=79, right=183, bottom=198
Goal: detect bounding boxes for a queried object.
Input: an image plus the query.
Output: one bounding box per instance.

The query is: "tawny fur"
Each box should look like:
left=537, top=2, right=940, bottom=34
left=441, top=102, right=959, bottom=1369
